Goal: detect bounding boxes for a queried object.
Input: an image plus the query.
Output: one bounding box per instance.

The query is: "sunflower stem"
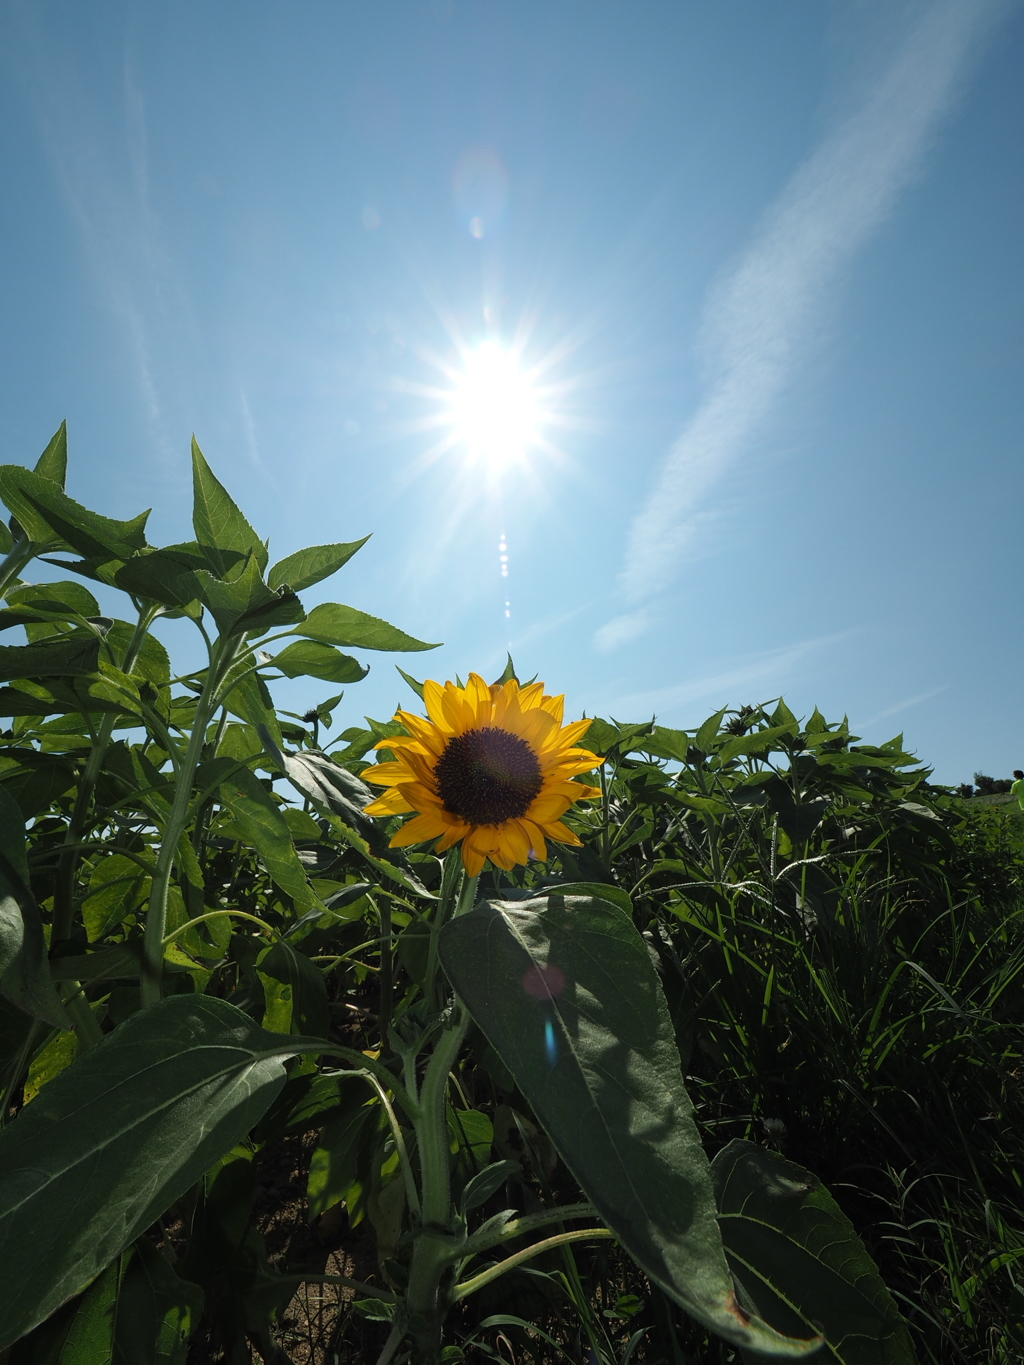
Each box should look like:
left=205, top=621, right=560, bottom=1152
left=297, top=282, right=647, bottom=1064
left=453, top=873, right=478, bottom=919
left=424, top=852, right=465, bottom=1014
left=404, top=999, right=470, bottom=1362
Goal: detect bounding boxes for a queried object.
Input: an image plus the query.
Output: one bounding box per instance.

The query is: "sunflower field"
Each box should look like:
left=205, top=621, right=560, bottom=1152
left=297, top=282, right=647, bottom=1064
left=0, top=428, right=1021, bottom=1365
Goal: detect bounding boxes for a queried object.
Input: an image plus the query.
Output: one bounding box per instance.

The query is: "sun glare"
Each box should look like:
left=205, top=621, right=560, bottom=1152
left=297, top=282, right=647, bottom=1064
left=449, top=341, right=541, bottom=467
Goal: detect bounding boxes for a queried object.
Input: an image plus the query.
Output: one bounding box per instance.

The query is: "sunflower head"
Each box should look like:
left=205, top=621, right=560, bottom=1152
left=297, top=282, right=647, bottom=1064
left=361, top=673, right=603, bottom=876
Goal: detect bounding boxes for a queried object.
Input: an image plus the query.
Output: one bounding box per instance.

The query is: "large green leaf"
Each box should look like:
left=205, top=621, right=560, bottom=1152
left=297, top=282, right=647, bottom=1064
left=257, top=939, right=329, bottom=1037
left=190, top=438, right=267, bottom=577
left=0, top=995, right=303, bottom=1349
left=0, top=466, right=149, bottom=558
left=33, top=421, right=68, bottom=489
left=271, top=639, right=368, bottom=684
left=199, top=759, right=319, bottom=910
left=711, top=1141, right=916, bottom=1364
left=0, top=635, right=100, bottom=682
left=194, top=556, right=304, bottom=638
left=221, top=659, right=284, bottom=752
left=295, top=602, right=439, bottom=652
left=0, top=686, right=66, bottom=718
left=0, top=788, right=71, bottom=1029
left=113, top=549, right=202, bottom=610
left=276, top=748, right=374, bottom=828
left=1, top=754, right=79, bottom=820
left=12, top=1238, right=202, bottom=1365
left=439, top=894, right=818, bottom=1356
left=0, top=580, right=100, bottom=631
left=267, top=537, right=370, bottom=593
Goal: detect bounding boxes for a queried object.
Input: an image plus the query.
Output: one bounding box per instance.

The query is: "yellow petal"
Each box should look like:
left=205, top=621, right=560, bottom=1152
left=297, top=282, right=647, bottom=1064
left=519, top=819, right=548, bottom=864
left=401, top=781, right=445, bottom=810
left=539, top=819, right=583, bottom=847
left=460, top=834, right=488, bottom=876
left=362, top=761, right=416, bottom=786
left=466, top=672, right=493, bottom=722
left=436, top=821, right=470, bottom=851
left=516, top=680, right=545, bottom=711
left=499, top=820, right=532, bottom=866
left=526, top=791, right=574, bottom=823
left=363, top=787, right=414, bottom=815
left=395, top=710, right=448, bottom=756
left=551, top=718, right=594, bottom=750
left=389, top=812, right=450, bottom=848
left=423, top=679, right=454, bottom=733
left=540, top=692, right=565, bottom=725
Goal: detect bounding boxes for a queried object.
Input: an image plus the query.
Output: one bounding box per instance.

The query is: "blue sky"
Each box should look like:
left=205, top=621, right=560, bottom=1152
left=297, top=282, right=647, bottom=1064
left=1, top=0, right=1021, bottom=783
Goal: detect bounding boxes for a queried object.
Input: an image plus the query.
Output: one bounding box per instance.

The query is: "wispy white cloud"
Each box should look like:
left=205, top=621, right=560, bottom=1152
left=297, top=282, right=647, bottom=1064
left=861, top=684, right=949, bottom=728
left=601, top=0, right=1009, bottom=643
left=593, top=631, right=851, bottom=722
left=593, top=608, right=652, bottom=653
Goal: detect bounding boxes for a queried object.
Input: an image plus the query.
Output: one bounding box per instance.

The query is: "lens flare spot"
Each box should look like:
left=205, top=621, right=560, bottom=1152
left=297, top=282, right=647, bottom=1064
left=544, top=1017, right=557, bottom=1065
left=521, top=963, right=566, bottom=999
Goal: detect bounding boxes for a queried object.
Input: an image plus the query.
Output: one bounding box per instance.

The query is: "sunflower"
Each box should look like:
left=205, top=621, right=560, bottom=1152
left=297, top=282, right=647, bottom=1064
left=361, top=673, right=603, bottom=876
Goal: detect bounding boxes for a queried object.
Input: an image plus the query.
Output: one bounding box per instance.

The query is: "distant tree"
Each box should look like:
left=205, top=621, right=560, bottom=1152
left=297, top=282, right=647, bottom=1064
left=973, top=773, right=1013, bottom=796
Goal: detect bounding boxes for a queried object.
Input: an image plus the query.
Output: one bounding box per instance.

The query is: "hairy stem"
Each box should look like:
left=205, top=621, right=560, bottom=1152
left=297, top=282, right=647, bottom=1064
left=453, top=1228, right=614, bottom=1301
left=140, top=632, right=241, bottom=1006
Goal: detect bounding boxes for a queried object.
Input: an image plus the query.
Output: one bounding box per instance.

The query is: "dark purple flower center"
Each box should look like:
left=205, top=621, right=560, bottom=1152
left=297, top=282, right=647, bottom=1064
left=434, top=726, right=543, bottom=825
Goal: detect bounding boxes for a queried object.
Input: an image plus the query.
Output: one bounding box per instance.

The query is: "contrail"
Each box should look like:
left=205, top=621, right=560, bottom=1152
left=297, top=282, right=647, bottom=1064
left=597, top=0, right=1011, bottom=652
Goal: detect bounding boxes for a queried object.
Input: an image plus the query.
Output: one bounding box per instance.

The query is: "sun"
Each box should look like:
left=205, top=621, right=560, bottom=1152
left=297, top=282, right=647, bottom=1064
left=448, top=341, right=542, bottom=468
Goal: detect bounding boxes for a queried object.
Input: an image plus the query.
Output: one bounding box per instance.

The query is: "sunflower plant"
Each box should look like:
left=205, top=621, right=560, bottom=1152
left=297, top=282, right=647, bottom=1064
left=0, top=426, right=915, bottom=1365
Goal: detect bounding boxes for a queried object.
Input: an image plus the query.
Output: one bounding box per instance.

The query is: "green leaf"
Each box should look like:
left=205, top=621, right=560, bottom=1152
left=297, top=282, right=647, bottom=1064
left=0, top=787, right=71, bottom=1030
left=257, top=940, right=329, bottom=1037
left=711, top=1140, right=915, bottom=1364
left=271, top=639, right=368, bottom=684
left=33, top=422, right=68, bottom=489
left=82, top=855, right=150, bottom=943
left=102, top=621, right=170, bottom=687
left=639, top=726, right=692, bottom=764
left=326, top=817, right=435, bottom=899
left=0, top=520, right=12, bottom=555
left=0, top=686, right=66, bottom=718
left=771, top=699, right=798, bottom=728
left=0, top=995, right=303, bottom=1350
left=718, top=724, right=798, bottom=762
left=461, top=1159, right=520, bottom=1212
left=113, top=550, right=202, bottom=611
left=295, top=603, right=439, bottom=653
left=491, top=653, right=519, bottom=686
left=216, top=722, right=264, bottom=766
left=194, top=556, right=304, bottom=638
left=439, top=893, right=818, bottom=1356
left=0, top=635, right=100, bottom=682
left=15, top=1238, right=202, bottom=1365
left=1, top=579, right=100, bottom=625
left=695, top=708, right=728, bottom=753
left=253, top=1072, right=361, bottom=1144
left=267, top=537, right=370, bottom=593
left=221, top=662, right=284, bottom=754
left=1, top=755, right=78, bottom=820
left=0, top=466, right=149, bottom=558
left=539, top=881, right=633, bottom=918
left=190, top=437, right=267, bottom=577
left=396, top=666, right=425, bottom=700
left=274, top=749, right=375, bottom=829
left=202, top=759, right=319, bottom=910
left=307, top=1092, right=382, bottom=1222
